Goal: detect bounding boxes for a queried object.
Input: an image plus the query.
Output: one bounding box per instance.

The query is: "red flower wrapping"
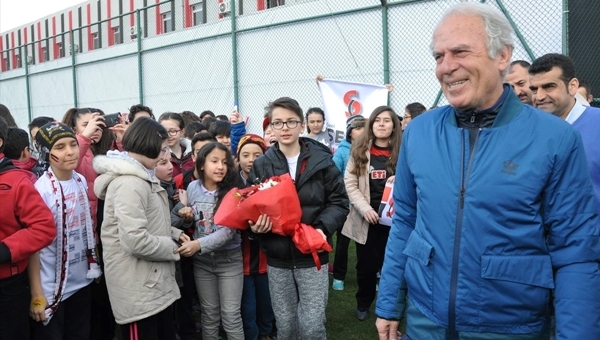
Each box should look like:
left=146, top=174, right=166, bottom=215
left=214, top=174, right=331, bottom=268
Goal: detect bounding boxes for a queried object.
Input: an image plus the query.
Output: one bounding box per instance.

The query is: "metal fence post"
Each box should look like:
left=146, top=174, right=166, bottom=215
left=137, top=9, right=144, bottom=104
left=24, top=46, right=33, bottom=122
left=70, top=30, right=78, bottom=107
left=495, top=0, right=536, bottom=61
left=382, top=3, right=390, bottom=105
left=562, top=0, right=569, bottom=55
left=231, top=0, right=239, bottom=109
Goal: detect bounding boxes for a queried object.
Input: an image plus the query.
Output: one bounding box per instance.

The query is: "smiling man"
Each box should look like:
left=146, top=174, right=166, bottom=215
left=529, top=53, right=600, bottom=231
left=505, top=60, right=533, bottom=105
left=375, top=3, right=600, bottom=340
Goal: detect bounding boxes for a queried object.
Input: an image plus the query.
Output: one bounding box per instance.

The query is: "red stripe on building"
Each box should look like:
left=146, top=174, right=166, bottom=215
left=155, top=0, right=162, bottom=35
left=37, top=22, right=43, bottom=62
left=184, top=0, right=191, bottom=28
left=52, top=17, right=58, bottom=59
left=87, top=4, right=93, bottom=50
left=11, top=32, right=16, bottom=67
left=0, top=38, right=5, bottom=72
left=129, top=0, right=134, bottom=27
left=69, top=11, right=73, bottom=46
left=257, top=0, right=265, bottom=11
left=107, top=0, right=114, bottom=46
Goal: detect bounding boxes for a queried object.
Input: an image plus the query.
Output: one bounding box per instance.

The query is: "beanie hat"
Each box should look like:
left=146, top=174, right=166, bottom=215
left=35, top=121, right=78, bottom=172
left=237, top=134, right=267, bottom=156
left=262, top=117, right=271, bottom=131
left=345, top=115, right=366, bottom=142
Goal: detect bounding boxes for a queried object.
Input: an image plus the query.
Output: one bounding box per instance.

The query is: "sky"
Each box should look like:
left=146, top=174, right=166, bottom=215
left=0, top=0, right=85, bottom=32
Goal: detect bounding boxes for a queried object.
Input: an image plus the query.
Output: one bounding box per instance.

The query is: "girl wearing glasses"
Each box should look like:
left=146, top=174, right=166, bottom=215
left=93, top=118, right=189, bottom=340
left=248, top=97, right=349, bottom=339
left=159, top=112, right=195, bottom=177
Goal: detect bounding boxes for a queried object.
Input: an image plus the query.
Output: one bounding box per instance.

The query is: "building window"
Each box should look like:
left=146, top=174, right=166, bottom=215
left=16, top=52, right=22, bottom=68
left=4, top=52, right=10, bottom=70
left=192, top=3, right=205, bottom=26
left=57, top=42, right=65, bottom=58
left=41, top=46, right=50, bottom=62
left=92, top=32, right=100, bottom=50
left=267, top=0, right=284, bottom=8
left=162, top=11, right=172, bottom=33
left=113, top=27, right=122, bottom=44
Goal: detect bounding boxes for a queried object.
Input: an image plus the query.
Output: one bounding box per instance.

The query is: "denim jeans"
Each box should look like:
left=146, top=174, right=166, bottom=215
left=193, top=248, right=244, bottom=340
left=0, top=272, right=30, bottom=340
left=242, top=273, right=275, bottom=340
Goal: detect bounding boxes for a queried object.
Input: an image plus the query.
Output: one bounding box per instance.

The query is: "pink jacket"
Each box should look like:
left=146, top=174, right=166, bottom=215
left=76, top=134, right=98, bottom=226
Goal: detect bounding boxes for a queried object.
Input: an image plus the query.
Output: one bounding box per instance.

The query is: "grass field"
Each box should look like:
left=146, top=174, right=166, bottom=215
left=326, top=236, right=405, bottom=340
left=326, top=238, right=377, bottom=340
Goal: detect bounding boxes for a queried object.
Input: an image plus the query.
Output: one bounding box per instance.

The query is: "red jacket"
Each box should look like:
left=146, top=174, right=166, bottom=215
left=0, top=156, right=56, bottom=279
left=11, top=156, right=39, bottom=182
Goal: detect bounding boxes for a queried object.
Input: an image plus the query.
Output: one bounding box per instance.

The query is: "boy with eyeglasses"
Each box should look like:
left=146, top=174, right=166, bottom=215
left=4, top=127, right=45, bottom=179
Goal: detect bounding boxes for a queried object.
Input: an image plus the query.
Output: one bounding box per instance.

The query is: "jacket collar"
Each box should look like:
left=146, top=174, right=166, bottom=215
left=447, top=84, right=522, bottom=128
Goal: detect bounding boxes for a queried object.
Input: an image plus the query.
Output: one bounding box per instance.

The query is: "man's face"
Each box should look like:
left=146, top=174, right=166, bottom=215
left=529, top=66, right=577, bottom=119
left=433, top=14, right=511, bottom=111
left=505, top=64, right=533, bottom=105
left=577, top=86, right=593, bottom=104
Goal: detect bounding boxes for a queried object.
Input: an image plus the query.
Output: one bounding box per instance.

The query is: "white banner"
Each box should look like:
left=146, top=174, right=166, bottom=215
left=318, top=79, right=389, bottom=151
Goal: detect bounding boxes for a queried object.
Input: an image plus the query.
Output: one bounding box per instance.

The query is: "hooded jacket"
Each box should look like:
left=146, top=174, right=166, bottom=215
left=375, top=91, right=600, bottom=338
left=332, top=139, right=351, bottom=176
left=12, top=156, right=44, bottom=180
left=248, top=137, right=349, bottom=269
left=75, top=134, right=99, bottom=227
left=0, top=155, right=55, bottom=280
left=93, top=151, right=182, bottom=324
left=170, top=141, right=194, bottom=177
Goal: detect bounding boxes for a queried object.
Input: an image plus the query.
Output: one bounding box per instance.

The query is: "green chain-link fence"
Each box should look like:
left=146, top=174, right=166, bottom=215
left=1, top=0, right=586, bottom=131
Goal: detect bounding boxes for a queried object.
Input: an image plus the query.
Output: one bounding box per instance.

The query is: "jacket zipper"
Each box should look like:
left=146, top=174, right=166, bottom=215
left=447, top=128, right=481, bottom=339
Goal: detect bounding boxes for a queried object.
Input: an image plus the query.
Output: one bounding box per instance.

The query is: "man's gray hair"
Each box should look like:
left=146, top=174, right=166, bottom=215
left=432, top=2, right=514, bottom=59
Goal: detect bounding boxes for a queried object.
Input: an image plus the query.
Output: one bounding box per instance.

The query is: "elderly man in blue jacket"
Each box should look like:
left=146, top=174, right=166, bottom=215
left=375, top=2, right=600, bottom=340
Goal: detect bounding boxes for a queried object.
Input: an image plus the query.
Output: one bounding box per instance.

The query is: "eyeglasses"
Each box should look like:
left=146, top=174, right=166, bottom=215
left=271, top=120, right=301, bottom=130
left=167, top=129, right=181, bottom=136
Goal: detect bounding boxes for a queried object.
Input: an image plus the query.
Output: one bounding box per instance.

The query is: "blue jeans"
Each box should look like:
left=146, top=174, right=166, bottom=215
left=242, top=273, right=275, bottom=340
left=193, top=248, right=244, bottom=340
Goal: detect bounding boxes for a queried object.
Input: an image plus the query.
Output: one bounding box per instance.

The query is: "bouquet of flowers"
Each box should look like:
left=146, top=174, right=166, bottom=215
left=214, top=174, right=332, bottom=268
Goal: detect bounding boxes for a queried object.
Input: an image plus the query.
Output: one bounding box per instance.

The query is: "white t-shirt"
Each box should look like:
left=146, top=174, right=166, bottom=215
left=40, top=177, right=93, bottom=303
left=287, top=154, right=300, bottom=181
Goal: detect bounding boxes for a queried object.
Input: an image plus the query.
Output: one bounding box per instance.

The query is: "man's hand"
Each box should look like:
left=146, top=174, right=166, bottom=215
left=376, top=318, right=400, bottom=340
left=364, top=209, right=380, bottom=225
left=249, top=214, right=272, bottom=233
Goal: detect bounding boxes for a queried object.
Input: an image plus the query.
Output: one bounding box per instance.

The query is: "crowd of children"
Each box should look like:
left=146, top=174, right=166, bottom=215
left=0, top=96, right=412, bottom=340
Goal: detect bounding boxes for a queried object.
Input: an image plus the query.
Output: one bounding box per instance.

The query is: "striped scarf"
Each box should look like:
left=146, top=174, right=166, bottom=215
left=38, top=169, right=102, bottom=323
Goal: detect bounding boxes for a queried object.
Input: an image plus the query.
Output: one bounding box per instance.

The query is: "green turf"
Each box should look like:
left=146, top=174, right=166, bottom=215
left=326, top=235, right=406, bottom=340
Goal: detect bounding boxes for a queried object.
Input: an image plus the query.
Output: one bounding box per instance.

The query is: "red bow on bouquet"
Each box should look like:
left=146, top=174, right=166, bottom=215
left=214, top=174, right=332, bottom=268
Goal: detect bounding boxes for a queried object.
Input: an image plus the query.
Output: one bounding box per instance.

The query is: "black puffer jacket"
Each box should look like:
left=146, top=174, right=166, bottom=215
left=248, top=137, right=349, bottom=269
